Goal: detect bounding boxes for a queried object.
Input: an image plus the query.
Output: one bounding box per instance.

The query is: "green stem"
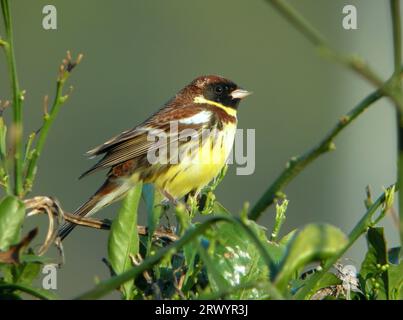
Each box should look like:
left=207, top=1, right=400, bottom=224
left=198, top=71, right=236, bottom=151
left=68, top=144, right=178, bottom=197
left=23, top=52, right=81, bottom=195
left=390, top=0, right=403, bottom=258
left=23, top=80, right=67, bottom=194
left=294, top=187, right=393, bottom=299
left=391, top=0, right=402, bottom=75
left=74, top=215, right=284, bottom=300
left=1, top=0, right=23, bottom=197
left=250, top=88, right=384, bottom=220
left=0, top=283, right=52, bottom=300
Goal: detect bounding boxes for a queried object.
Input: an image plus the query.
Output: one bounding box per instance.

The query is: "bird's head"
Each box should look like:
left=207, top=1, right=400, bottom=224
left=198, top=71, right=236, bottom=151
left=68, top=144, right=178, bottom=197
left=179, top=75, right=252, bottom=109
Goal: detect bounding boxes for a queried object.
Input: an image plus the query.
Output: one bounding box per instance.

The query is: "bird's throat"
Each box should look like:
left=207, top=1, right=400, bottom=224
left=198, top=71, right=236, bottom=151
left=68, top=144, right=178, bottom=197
left=193, top=96, right=237, bottom=117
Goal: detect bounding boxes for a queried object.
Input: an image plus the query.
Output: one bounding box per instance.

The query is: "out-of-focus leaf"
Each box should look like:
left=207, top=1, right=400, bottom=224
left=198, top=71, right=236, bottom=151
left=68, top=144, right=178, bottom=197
left=0, top=196, right=26, bottom=251
left=10, top=261, right=41, bottom=285
left=205, top=220, right=272, bottom=299
left=182, top=241, right=198, bottom=293
left=389, top=262, right=403, bottom=300
left=212, top=201, right=231, bottom=216
left=108, top=183, right=142, bottom=300
left=359, top=227, right=389, bottom=300
left=20, top=254, right=52, bottom=264
left=274, top=224, right=348, bottom=291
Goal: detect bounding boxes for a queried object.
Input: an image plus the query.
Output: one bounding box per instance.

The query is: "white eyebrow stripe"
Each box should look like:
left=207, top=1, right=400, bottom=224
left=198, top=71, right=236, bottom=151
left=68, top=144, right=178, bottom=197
left=179, top=110, right=212, bottom=124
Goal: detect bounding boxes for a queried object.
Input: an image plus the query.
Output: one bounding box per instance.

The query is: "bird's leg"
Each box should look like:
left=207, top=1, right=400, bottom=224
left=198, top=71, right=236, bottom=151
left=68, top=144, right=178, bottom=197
left=160, top=189, right=179, bottom=207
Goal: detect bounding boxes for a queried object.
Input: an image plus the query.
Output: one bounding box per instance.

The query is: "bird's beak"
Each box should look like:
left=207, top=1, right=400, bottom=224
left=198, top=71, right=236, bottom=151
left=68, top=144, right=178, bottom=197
left=230, top=88, right=252, bottom=100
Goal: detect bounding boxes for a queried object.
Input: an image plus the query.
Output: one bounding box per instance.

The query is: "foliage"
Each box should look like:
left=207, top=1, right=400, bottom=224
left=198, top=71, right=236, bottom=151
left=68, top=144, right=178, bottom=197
left=0, top=0, right=402, bottom=300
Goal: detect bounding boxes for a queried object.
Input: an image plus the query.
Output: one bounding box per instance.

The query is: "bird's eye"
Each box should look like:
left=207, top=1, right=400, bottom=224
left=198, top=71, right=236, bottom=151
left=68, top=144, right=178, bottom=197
left=215, top=85, right=223, bottom=94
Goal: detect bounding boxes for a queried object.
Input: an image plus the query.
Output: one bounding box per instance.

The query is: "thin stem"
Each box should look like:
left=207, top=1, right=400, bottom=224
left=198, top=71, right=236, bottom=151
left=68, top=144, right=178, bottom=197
left=249, top=87, right=384, bottom=220
left=294, top=187, right=393, bottom=299
left=1, top=0, right=24, bottom=197
left=270, top=199, right=288, bottom=241
left=74, top=215, right=284, bottom=300
left=265, top=0, right=403, bottom=110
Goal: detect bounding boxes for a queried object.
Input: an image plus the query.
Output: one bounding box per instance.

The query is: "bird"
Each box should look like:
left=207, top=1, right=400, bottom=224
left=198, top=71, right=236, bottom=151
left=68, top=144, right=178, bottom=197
left=58, top=75, right=252, bottom=240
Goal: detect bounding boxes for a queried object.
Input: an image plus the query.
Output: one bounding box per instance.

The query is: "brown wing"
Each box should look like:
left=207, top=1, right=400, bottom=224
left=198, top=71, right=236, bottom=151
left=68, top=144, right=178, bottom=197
left=79, top=103, right=212, bottom=179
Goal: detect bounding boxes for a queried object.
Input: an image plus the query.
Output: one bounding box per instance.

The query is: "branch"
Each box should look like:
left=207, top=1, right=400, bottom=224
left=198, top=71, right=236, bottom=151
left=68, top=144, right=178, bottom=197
left=1, top=0, right=24, bottom=196
left=74, top=215, right=284, bottom=300
left=23, top=51, right=83, bottom=195
left=390, top=0, right=403, bottom=258
left=249, top=87, right=384, bottom=220
left=294, top=186, right=396, bottom=299
left=265, top=0, right=403, bottom=111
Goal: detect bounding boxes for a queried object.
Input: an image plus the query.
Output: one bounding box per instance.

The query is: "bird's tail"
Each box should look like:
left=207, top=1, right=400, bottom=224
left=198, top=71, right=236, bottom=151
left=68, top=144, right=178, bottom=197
left=58, top=178, right=132, bottom=240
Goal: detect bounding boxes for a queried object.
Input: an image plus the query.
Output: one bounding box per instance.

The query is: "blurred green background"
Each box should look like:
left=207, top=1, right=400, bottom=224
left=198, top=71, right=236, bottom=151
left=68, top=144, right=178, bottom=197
left=0, top=0, right=400, bottom=298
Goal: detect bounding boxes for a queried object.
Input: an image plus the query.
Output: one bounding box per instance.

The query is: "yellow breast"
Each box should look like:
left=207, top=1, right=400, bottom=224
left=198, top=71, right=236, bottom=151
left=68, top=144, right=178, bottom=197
left=153, top=122, right=237, bottom=199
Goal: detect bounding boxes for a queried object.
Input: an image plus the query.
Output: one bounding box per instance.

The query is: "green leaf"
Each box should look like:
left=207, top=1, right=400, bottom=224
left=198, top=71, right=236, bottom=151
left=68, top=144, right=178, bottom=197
left=274, top=223, right=348, bottom=291
left=108, top=183, right=142, bottom=299
left=389, top=262, right=403, bottom=300
left=212, top=201, right=231, bottom=216
left=143, top=184, right=164, bottom=252
left=20, top=254, right=52, bottom=264
left=205, top=220, right=271, bottom=299
left=360, top=227, right=389, bottom=300
left=291, top=271, right=341, bottom=299
left=0, top=196, right=26, bottom=250
left=264, top=229, right=298, bottom=268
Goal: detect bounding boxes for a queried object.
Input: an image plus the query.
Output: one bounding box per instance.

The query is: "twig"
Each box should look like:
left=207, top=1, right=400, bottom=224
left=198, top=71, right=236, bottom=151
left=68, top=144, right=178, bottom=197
left=1, top=0, right=24, bottom=196
left=23, top=52, right=83, bottom=195
left=249, top=87, right=384, bottom=220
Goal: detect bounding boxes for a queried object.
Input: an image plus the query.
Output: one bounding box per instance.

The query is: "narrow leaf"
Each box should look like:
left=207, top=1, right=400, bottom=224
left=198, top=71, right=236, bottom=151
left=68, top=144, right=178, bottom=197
left=0, top=196, right=26, bottom=250
left=108, top=183, right=142, bottom=299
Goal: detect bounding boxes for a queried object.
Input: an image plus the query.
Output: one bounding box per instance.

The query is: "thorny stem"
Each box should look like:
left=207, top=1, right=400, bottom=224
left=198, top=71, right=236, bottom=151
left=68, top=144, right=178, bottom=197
left=1, top=0, right=24, bottom=197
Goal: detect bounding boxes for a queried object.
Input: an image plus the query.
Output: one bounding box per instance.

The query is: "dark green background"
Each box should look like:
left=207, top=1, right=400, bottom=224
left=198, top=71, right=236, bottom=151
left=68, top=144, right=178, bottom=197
left=0, top=0, right=400, bottom=298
